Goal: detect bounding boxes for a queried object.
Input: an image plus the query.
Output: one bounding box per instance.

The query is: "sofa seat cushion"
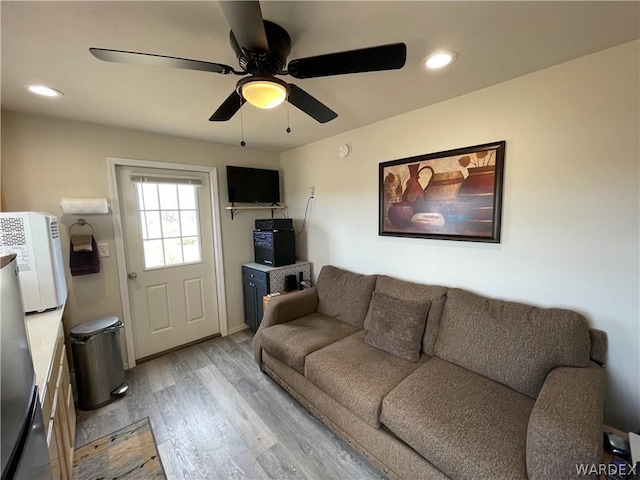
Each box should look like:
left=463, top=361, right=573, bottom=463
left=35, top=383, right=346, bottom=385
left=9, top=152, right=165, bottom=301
left=381, top=357, right=534, bottom=480
left=259, top=313, right=358, bottom=374
left=305, top=331, right=428, bottom=428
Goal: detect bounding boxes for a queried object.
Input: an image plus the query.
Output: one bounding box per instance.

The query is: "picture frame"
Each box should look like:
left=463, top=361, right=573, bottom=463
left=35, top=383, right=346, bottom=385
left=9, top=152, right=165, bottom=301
left=379, top=141, right=505, bottom=243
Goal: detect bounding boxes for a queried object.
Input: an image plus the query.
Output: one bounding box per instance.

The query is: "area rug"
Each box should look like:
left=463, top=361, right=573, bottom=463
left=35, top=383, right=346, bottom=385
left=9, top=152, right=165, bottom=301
left=73, top=417, right=166, bottom=480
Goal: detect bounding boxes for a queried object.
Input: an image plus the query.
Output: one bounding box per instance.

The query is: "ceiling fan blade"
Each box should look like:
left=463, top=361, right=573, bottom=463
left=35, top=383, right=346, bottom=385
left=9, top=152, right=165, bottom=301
left=287, top=84, right=337, bottom=124
left=90, top=48, right=234, bottom=74
left=288, top=42, right=407, bottom=79
left=209, top=90, right=245, bottom=121
left=219, top=1, right=269, bottom=52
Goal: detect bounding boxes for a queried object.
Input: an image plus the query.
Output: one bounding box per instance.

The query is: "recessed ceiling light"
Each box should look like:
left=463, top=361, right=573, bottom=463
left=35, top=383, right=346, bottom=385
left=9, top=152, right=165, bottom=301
left=25, top=84, right=64, bottom=97
left=423, top=51, right=458, bottom=70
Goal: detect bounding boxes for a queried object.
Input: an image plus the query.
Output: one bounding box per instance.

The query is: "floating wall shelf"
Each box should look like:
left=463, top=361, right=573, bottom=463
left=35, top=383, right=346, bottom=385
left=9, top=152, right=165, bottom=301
left=225, top=205, right=286, bottom=220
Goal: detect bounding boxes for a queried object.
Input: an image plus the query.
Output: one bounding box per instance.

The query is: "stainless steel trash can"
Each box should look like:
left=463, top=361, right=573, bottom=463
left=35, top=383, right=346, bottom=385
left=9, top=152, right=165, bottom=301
left=70, top=316, right=128, bottom=410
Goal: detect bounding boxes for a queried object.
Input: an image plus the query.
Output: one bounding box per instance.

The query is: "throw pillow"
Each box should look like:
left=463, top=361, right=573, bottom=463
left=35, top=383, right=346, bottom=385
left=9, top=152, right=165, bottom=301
left=364, top=291, right=431, bottom=362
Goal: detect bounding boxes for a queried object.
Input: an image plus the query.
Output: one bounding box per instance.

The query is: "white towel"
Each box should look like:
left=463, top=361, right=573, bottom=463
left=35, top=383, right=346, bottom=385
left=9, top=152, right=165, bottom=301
left=71, top=234, right=93, bottom=252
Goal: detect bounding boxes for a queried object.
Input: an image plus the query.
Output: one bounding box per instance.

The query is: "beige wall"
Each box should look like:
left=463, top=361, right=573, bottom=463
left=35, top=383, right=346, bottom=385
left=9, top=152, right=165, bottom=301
left=280, top=41, right=640, bottom=431
left=2, top=41, right=638, bottom=431
left=1, top=112, right=280, bottom=361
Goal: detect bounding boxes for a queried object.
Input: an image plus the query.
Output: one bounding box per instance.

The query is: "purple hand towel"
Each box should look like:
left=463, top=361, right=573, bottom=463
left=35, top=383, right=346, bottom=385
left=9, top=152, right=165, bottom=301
left=70, top=236, right=100, bottom=276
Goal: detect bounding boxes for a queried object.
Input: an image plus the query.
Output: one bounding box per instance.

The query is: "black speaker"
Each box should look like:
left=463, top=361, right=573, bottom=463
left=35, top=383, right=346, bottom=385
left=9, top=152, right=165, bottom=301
left=253, top=230, right=296, bottom=267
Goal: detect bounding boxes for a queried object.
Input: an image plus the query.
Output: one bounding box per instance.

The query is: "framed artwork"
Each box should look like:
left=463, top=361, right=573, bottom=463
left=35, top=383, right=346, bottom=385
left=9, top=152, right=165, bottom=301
left=379, top=141, right=505, bottom=243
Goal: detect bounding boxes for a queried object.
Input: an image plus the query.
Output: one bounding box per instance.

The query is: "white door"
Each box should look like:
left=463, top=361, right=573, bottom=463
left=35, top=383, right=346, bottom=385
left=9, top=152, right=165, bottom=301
left=117, top=166, right=220, bottom=360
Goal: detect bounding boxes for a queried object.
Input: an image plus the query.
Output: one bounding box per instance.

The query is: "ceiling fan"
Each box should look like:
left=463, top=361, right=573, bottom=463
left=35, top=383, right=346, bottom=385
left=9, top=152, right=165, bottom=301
left=89, top=1, right=407, bottom=124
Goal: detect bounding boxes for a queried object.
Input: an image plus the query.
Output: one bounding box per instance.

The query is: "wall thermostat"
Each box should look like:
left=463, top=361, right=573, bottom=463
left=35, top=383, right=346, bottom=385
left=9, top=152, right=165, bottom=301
left=338, top=144, right=351, bottom=158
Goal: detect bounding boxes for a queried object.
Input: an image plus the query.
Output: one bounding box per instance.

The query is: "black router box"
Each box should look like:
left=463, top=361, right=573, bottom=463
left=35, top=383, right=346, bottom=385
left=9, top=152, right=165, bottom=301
left=255, top=218, right=293, bottom=231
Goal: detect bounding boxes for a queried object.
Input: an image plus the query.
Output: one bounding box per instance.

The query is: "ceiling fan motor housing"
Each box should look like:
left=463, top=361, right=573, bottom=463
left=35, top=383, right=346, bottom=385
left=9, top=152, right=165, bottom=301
left=230, top=20, right=291, bottom=74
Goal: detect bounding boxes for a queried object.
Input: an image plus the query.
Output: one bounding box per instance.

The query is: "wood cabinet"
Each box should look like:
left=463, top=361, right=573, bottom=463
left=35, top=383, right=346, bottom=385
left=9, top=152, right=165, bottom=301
left=42, top=324, right=76, bottom=480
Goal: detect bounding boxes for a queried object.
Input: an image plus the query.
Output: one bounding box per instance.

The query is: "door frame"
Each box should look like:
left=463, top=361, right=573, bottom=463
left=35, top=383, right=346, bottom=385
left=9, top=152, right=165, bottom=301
left=107, top=157, right=228, bottom=368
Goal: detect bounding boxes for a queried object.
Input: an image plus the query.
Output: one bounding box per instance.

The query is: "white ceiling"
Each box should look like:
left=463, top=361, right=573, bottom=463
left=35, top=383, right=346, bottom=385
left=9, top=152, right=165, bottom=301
left=2, top=1, right=639, bottom=152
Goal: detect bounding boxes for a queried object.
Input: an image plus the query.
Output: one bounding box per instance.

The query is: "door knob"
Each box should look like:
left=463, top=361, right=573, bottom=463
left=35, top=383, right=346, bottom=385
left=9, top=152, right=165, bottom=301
left=127, top=272, right=138, bottom=279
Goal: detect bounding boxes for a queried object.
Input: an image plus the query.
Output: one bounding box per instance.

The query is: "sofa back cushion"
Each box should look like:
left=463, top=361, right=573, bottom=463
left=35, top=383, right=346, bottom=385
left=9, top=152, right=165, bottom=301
left=364, top=292, right=431, bottom=362
left=434, top=288, right=591, bottom=398
left=316, top=265, right=377, bottom=329
left=366, top=275, right=448, bottom=355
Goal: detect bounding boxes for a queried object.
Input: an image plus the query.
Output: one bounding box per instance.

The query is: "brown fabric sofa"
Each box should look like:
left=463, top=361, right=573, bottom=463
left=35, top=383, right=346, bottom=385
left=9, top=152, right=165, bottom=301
left=253, top=265, right=607, bottom=479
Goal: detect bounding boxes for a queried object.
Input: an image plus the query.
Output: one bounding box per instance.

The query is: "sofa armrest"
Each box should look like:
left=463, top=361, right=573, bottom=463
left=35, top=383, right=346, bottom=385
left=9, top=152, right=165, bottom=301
left=526, top=362, right=605, bottom=480
left=253, top=287, right=319, bottom=363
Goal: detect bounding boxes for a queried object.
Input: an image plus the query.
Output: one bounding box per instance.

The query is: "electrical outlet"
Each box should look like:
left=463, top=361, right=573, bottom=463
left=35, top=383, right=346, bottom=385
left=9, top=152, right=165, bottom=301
left=309, top=186, right=315, bottom=198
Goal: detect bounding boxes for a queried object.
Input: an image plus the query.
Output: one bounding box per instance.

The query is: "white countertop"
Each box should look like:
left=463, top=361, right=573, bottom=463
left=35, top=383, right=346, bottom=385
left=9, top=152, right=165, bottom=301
left=25, top=305, right=64, bottom=403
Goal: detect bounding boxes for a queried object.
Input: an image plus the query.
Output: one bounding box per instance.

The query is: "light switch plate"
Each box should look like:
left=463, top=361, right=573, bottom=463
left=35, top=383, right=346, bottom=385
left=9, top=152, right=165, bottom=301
left=97, top=242, right=110, bottom=257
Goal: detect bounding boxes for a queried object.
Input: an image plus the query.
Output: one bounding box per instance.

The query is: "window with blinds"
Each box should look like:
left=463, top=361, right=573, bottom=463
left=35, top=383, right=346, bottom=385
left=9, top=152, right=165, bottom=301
left=134, top=181, right=202, bottom=269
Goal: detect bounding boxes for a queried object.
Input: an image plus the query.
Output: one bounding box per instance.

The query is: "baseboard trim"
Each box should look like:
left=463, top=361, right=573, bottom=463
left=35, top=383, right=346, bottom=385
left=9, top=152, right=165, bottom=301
left=135, top=333, right=221, bottom=364
left=227, top=324, right=250, bottom=335
left=131, top=325, right=249, bottom=366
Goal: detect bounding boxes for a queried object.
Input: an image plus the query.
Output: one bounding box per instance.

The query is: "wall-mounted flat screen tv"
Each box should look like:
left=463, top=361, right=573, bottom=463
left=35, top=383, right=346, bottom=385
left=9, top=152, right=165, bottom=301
left=226, top=166, right=281, bottom=204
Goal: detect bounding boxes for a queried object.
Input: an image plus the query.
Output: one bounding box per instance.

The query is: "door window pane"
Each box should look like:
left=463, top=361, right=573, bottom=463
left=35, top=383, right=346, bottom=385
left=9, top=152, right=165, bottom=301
left=135, top=182, right=203, bottom=269
left=145, top=211, right=162, bottom=239
left=137, top=185, right=145, bottom=208
left=178, top=185, right=196, bottom=209
left=158, top=184, right=179, bottom=210
left=180, top=210, right=198, bottom=236
left=164, top=238, right=184, bottom=265
left=142, top=183, right=159, bottom=210
left=143, top=240, right=164, bottom=268
left=182, top=237, right=201, bottom=263
left=161, top=210, right=181, bottom=238
left=138, top=211, right=148, bottom=240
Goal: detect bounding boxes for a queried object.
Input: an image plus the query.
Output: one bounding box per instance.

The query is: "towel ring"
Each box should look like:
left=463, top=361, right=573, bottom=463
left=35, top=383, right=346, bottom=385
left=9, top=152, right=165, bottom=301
left=70, top=218, right=95, bottom=235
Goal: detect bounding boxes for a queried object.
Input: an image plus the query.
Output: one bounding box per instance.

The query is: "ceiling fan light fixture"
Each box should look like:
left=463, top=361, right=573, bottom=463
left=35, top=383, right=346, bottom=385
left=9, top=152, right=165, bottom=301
left=240, top=78, right=288, bottom=109
left=423, top=51, right=458, bottom=70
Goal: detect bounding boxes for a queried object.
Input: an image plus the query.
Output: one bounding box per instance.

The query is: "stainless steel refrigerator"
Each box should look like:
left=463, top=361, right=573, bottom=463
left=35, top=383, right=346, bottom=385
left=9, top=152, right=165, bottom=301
left=1, top=254, right=51, bottom=480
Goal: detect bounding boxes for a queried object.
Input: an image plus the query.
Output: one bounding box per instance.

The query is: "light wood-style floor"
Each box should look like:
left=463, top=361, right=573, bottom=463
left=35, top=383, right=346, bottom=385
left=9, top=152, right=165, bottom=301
left=75, top=329, right=385, bottom=480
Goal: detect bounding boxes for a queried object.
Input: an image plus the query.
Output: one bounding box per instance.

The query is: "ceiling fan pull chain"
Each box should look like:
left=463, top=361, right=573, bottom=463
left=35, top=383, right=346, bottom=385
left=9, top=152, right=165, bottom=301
left=286, top=98, right=291, bottom=134
left=240, top=96, right=246, bottom=147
